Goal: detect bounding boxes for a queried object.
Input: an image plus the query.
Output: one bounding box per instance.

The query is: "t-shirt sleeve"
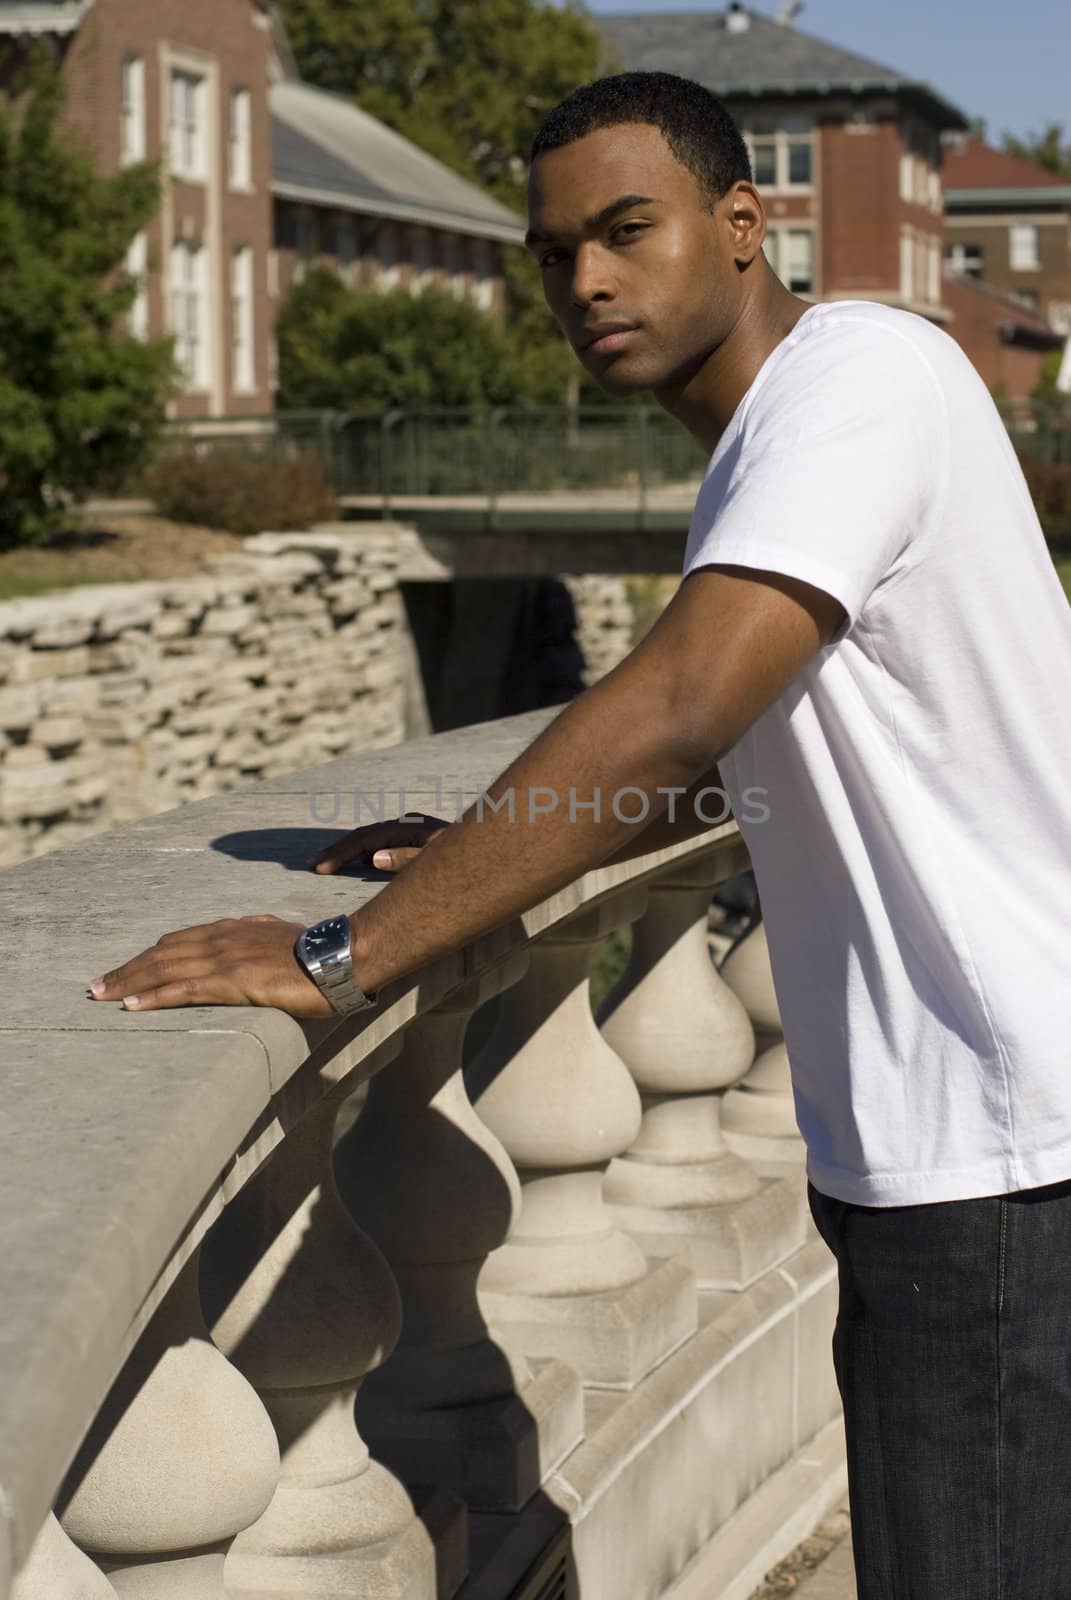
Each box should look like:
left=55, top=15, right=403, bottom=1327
left=682, top=318, right=948, bottom=646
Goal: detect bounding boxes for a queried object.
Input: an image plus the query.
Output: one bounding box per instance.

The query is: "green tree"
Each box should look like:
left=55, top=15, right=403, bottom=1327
left=278, top=0, right=614, bottom=403
left=1002, top=122, right=1071, bottom=180
left=279, top=0, right=607, bottom=207
left=277, top=269, right=519, bottom=411
left=0, top=56, right=175, bottom=546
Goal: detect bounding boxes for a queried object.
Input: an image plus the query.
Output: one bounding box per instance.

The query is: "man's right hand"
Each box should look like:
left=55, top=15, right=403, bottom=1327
left=308, top=813, right=451, bottom=875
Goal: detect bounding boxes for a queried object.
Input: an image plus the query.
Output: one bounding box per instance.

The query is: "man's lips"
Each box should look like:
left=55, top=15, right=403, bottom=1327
left=580, top=324, right=640, bottom=356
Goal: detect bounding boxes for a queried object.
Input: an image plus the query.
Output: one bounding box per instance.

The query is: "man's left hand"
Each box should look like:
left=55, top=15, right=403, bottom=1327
left=87, top=914, right=337, bottom=1017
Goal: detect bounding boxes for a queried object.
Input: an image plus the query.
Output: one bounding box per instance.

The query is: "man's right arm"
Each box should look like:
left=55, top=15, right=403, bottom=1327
left=598, top=762, right=730, bottom=866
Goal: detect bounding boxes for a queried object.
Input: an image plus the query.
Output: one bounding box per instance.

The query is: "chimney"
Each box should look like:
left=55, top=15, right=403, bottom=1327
left=726, top=3, right=750, bottom=33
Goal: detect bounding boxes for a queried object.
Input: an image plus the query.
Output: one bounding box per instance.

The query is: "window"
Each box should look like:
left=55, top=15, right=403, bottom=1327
left=169, top=241, right=207, bottom=390
left=752, top=140, right=777, bottom=186
left=294, top=210, right=315, bottom=283
left=1010, top=224, right=1040, bottom=271
left=473, top=240, right=496, bottom=312
left=169, top=69, right=204, bottom=180
left=231, top=247, right=255, bottom=394
left=899, top=151, right=913, bottom=204
left=229, top=88, right=252, bottom=190
left=337, top=215, right=357, bottom=284
left=410, top=226, right=433, bottom=293
left=763, top=228, right=814, bottom=294
left=945, top=241, right=984, bottom=278
left=900, top=228, right=914, bottom=301
left=125, top=232, right=149, bottom=340
left=787, top=140, right=812, bottom=185
left=440, top=233, right=469, bottom=299
left=120, top=56, right=145, bottom=166
left=928, top=237, right=941, bottom=305
left=377, top=224, right=400, bottom=291
left=745, top=117, right=814, bottom=190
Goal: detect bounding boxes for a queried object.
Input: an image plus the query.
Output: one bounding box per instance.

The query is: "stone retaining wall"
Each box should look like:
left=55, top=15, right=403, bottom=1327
left=0, top=529, right=635, bottom=868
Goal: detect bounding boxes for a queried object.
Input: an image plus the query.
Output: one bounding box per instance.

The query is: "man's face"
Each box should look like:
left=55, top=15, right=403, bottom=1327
left=526, top=122, right=748, bottom=396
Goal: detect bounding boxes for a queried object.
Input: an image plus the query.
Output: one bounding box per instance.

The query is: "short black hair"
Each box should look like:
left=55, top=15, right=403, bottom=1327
left=531, top=72, right=752, bottom=206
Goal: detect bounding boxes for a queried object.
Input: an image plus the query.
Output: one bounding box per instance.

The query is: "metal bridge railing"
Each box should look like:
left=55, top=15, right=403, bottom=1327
left=157, top=406, right=710, bottom=514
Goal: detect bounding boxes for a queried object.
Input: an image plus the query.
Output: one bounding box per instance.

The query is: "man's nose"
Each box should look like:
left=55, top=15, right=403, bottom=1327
left=571, top=243, right=614, bottom=308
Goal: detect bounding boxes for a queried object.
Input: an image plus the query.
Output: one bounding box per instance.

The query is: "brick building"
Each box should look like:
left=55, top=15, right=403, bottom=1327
left=0, top=0, right=523, bottom=419
left=597, top=2, right=967, bottom=317
left=942, top=136, right=1071, bottom=334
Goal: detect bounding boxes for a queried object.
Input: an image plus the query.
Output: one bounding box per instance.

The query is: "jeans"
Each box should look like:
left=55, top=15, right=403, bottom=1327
left=807, top=1174, right=1071, bottom=1600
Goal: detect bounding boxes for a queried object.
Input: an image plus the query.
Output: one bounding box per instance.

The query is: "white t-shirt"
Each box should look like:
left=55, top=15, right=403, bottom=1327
left=682, top=299, right=1071, bottom=1206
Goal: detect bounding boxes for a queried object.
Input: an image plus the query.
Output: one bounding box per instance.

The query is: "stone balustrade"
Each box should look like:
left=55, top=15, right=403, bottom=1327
left=0, top=707, right=843, bottom=1600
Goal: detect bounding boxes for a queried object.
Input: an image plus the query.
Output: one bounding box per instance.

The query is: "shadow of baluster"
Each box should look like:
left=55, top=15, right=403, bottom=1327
left=336, top=953, right=584, bottom=1515
left=200, top=1038, right=463, bottom=1600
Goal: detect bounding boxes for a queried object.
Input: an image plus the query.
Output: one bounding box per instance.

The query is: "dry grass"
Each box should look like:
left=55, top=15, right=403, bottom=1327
left=0, top=515, right=242, bottom=602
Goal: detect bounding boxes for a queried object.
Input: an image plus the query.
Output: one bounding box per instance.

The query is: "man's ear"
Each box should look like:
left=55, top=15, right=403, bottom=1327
left=725, top=182, right=766, bottom=266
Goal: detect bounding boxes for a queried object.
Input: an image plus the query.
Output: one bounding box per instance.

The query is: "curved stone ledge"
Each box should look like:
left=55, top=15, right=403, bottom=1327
left=0, top=706, right=748, bottom=1588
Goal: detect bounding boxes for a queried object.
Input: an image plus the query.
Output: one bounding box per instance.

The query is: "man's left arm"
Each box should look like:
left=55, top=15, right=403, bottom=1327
left=88, top=565, right=845, bottom=1013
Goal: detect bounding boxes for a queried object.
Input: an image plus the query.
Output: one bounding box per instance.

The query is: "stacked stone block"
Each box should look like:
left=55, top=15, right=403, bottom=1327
left=0, top=532, right=408, bottom=869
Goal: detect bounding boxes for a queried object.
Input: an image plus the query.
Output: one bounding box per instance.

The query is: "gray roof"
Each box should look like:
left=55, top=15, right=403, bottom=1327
left=0, top=0, right=92, bottom=33
left=271, top=80, right=525, bottom=244
left=597, top=7, right=968, bottom=128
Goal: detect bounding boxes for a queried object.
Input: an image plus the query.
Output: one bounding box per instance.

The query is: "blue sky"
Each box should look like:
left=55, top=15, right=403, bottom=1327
left=582, top=1, right=1071, bottom=144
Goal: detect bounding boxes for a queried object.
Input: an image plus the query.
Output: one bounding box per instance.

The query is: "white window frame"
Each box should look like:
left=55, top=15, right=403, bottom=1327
left=945, top=240, right=984, bottom=278
left=120, top=56, right=145, bottom=167
left=1010, top=223, right=1040, bottom=271
left=744, top=116, right=815, bottom=192
left=169, top=68, right=205, bottom=181
left=125, top=232, right=149, bottom=340
left=169, top=240, right=208, bottom=391
left=231, top=246, right=255, bottom=395
left=763, top=227, right=814, bottom=295
left=228, top=88, right=252, bottom=191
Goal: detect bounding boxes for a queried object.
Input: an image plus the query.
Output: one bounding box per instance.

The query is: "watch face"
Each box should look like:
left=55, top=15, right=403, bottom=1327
left=303, top=915, right=349, bottom=958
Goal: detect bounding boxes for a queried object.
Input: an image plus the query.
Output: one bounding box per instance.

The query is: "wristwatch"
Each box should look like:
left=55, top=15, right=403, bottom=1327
left=294, top=914, right=378, bottom=1016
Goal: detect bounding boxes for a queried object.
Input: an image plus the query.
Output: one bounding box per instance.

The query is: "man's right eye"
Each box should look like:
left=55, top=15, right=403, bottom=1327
left=539, top=249, right=567, bottom=270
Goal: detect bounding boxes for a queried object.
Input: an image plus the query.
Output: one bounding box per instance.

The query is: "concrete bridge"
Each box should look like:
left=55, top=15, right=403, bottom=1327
left=0, top=706, right=844, bottom=1599
left=175, top=405, right=709, bottom=577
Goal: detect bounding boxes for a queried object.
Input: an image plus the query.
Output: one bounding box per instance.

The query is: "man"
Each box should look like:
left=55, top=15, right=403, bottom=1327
left=89, top=73, right=1071, bottom=1597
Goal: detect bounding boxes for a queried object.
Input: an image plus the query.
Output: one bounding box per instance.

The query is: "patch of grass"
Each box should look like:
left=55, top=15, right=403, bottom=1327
left=589, top=928, right=632, bottom=1018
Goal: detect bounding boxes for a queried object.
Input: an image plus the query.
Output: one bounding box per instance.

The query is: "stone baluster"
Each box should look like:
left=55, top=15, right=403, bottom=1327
left=598, top=861, right=807, bottom=1289
left=57, top=1253, right=280, bottom=1598
left=467, top=891, right=697, bottom=1390
left=11, top=1515, right=118, bottom=1599
left=719, top=920, right=807, bottom=1175
left=335, top=954, right=584, bottom=1511
left=199, top=1043, right=464, bottom=1600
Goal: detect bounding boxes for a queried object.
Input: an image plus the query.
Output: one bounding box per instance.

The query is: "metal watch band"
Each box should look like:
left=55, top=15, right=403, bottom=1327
left=295, top=915, right=377, bottom=1016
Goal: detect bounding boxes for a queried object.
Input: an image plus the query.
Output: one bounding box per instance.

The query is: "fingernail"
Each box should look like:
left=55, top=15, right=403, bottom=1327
left=372, top=851, right=391, bottom=867
left=90, top=979, right=105, bottom=996
left=122, top=995, right=140, bottom=1009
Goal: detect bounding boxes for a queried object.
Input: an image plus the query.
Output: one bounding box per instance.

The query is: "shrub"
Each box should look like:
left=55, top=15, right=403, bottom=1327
left=1018, top=455, right=1071, bottom=544
left=146, top=449, right=338, bottom=537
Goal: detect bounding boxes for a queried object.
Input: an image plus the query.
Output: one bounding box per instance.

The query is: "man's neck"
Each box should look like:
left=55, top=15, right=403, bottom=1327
left=655, top=281, right=812, bottom=456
